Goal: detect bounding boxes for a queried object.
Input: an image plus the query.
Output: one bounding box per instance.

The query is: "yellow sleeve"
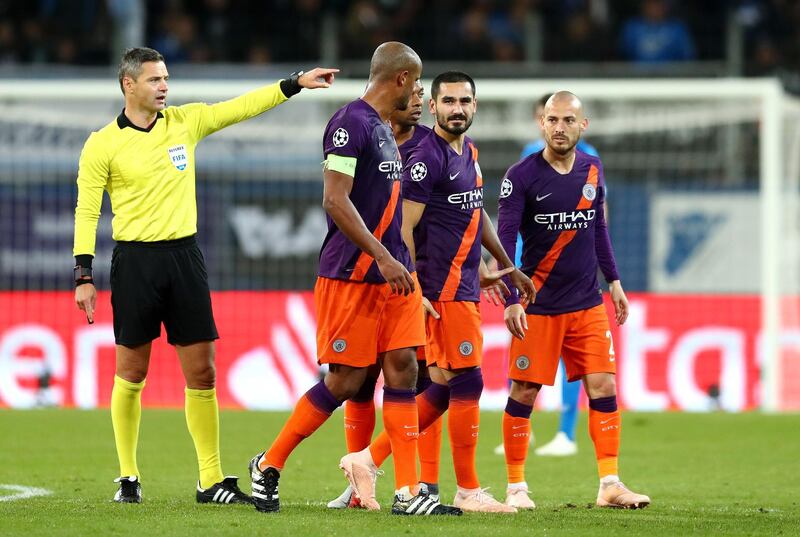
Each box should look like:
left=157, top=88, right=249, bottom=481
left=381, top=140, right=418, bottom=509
left=182, top=81, right=289, bottom=142
left=73, top=132, right=109, bottom=256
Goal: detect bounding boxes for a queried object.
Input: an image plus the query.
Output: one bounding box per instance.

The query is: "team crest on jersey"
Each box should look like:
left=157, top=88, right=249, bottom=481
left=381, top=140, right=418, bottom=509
left=409, top=162, right=428, bottom=181
left=582, top=183, right=597, bottom=201
left=458, top=341, right=474, bottom=356
left=515, top=355, right=530, bottom=370
left=500, top=178, right=513, bottom=198
left=168, top=144, right=188, bottom=171
left=332, top=128, right=349, bottom=147
left=333, top=339, right=347, bottom=353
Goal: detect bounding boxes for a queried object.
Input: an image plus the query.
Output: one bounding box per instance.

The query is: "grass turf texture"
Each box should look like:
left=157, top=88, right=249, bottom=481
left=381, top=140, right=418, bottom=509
left=1, top=409, right=798, bottom=536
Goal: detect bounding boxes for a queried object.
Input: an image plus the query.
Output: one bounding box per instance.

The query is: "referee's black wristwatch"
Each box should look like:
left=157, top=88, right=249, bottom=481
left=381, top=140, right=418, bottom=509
left=280, top=71, right=304, bottom=98
left=74, top=255, right=94, bottom=287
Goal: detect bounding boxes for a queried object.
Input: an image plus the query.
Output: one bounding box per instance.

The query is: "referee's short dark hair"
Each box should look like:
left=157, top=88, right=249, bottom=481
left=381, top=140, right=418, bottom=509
left=431, top=71, right=476, bottom=101
left=118, top=47, right=165, bottom=95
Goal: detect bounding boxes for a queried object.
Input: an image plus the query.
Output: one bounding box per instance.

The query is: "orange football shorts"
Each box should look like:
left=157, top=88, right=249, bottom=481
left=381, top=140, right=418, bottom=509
left=508, top=303, right=616, bottom=385
left=424, top=300, right=482, bottom=370
left=315, top=275, right=426, bottom=367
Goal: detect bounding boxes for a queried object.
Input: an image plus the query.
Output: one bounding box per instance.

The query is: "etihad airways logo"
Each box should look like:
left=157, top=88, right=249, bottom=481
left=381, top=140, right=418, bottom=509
left=535, top=209, right=596, bottom=230
left=447, top=188, right=484, bottom=210
left=378, top=160, right=402, bottom=181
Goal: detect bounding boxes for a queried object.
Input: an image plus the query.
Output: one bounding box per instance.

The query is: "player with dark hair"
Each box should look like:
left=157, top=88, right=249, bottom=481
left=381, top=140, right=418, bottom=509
left=327, top=82, right=446, bottom=509
left=336, top=71, right=534, bottom=513
left=248, top=42, right=462, bottom=516
left=73, top=47, right=336, bottom=504
left=498, top=91, right=650, bottom=509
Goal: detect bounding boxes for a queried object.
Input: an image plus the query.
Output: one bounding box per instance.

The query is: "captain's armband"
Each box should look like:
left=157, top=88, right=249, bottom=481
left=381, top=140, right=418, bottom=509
left=323, top=154, right=357, bottom=177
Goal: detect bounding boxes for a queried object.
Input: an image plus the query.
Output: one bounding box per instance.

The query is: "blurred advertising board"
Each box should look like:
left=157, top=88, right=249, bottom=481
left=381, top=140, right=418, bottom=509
left=2, top=292, right=798, bottom=411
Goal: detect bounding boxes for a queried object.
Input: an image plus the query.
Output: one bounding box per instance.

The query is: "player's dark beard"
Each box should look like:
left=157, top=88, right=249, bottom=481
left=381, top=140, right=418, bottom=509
left=547, top=134, right=577, bottom=155
left=437, top=111, right=473, bottom=135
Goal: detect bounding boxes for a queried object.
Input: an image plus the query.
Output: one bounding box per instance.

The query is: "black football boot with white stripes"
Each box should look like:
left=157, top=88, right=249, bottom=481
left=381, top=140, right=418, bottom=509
left=249, top=452, right=280, bottom=513
left=196, top=476, right=252, bottom=505
left=391, top=489, right=463, bottom=516
left=113, top=476, right=142, bottom=503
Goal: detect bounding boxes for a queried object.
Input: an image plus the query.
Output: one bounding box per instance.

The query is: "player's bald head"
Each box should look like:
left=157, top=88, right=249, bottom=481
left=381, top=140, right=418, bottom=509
left=545, top=91, right=585, bottom=119
left=369, top=42, right=421, bottom=82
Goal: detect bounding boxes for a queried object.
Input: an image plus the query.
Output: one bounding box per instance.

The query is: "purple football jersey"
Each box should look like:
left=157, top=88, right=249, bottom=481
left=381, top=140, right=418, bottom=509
left=498, top=149, right=619, bottom=315
left=402, top=131, right=484, bottom=302
left=319, top=99, right=412, bottom=283
left=398, top=124, right=431, bottom=163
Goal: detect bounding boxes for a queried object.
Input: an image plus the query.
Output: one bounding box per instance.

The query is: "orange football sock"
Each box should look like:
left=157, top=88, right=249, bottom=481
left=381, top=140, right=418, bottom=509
left=447, top=369, right=483, bottom=489
left=369, top=383, right=449, bottom=468
left=588, top=396, right=620, bottom=478
left=261, top=382, right=340, bottom=470
left=380, top=387, right=419, bottom=490
left=344, top=400, right=376, bottom=452
left=418, top=415, right=442, bottom=484
left=503, top=397, right=532, bottom=484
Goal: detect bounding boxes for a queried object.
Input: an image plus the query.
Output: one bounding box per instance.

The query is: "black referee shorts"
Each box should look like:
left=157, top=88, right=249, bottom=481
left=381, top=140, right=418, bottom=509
left=110, top=235, right=219, bottom=347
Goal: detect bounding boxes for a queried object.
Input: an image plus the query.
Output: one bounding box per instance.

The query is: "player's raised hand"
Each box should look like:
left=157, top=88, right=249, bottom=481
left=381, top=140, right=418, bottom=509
left=75, top=283, right=97, bottom=324
left=376, top=255, right=415, bottom=296
left=299, top=68, right=339, bottom=89
left=504, top=303, right=528, bottom=340
left=510, top=269, right=536, bottom=306
left=480, top=266, right=512, bottom=306
left=422, top=296, right=440, bottom=320
left=609, top=280, right=629, bottom=325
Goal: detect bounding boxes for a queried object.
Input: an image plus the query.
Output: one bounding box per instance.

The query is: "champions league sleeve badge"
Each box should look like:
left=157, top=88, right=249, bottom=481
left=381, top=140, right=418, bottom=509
left=409, top=161, right=428, bottom=181
left=332, top=128, right=349, bottom=148
left=500, top=177, right=513, bottom=198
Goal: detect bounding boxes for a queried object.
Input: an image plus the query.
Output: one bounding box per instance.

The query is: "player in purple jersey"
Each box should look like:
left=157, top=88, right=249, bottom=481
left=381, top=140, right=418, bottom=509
left=249, top=42, right=461, bottom=516
left=328, top=83, right=442, bottom=509
left=497, top=91, right=650, bottom=510
left=337, top=72, right=534, bottom=514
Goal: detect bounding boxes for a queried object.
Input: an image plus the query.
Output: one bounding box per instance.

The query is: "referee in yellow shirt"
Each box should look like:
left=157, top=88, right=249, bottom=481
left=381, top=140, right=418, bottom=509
left=73, top=47, right=336, bottom=504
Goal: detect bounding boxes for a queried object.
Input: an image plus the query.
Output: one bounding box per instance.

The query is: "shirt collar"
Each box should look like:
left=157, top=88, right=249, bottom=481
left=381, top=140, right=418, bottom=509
left=117, top=109, right=164, bottom=132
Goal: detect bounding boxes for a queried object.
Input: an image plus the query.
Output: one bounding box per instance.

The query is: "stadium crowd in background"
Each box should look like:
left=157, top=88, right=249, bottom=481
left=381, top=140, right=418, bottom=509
left=0, top=0, right=799, bottom=92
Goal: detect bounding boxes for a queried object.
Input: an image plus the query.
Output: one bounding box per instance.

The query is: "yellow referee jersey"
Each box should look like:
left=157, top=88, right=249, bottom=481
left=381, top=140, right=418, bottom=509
left=73, top=82, right=289, bottom=256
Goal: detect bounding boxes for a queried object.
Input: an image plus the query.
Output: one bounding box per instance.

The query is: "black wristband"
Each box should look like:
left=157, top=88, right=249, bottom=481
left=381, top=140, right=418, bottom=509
left=75, top=254, right=93, bottom=269
left=75, top=278, right=94, bottom=287
left=279, top=71, right=304, bottom=98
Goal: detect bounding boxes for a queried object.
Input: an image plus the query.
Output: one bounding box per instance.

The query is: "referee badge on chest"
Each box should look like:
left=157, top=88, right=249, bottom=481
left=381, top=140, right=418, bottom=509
left=168, top=144, right=188, bottom=171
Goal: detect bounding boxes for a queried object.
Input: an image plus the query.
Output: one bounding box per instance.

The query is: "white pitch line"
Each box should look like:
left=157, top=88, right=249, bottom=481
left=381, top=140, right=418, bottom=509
left=0, top=484, right=53, bottom=502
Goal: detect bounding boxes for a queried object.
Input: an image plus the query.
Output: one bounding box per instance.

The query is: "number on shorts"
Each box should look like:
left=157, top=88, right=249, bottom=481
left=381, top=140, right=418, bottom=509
left=606, top=330, right=616, bottom=361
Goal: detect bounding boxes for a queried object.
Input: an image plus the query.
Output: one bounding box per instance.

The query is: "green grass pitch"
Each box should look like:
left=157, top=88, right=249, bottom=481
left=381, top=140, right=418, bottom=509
left=1, top=409, right=798, bottom=536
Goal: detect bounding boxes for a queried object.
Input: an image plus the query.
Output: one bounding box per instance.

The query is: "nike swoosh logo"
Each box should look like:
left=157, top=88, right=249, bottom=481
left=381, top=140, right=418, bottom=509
left=449, top=171, right=460, bottom=180
left=536, top=193, right=552, bottom=201
left=402, top=425, right=417, bottom=429
left=599, top=418, right=615, bottom=425
left=470, top=425, right=479, bottom=429
left=379, top=140, right=386, bottom=147
left=511, top=425, right=527, bottom=430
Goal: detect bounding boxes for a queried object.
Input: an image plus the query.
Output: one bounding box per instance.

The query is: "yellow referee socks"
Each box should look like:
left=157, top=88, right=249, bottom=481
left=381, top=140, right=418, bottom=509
left=111, top=375, right=145, bottom=478
left=185, top=387, right=224, bottom=489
